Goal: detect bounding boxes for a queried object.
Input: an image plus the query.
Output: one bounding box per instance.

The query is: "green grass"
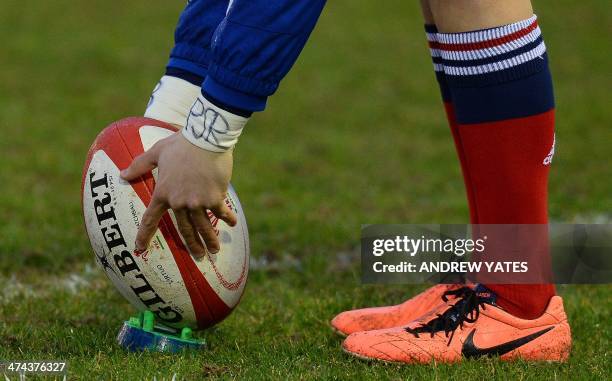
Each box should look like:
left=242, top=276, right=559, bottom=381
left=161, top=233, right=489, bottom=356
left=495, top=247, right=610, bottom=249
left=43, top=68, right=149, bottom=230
left=0, top=0, right=610, bottom=379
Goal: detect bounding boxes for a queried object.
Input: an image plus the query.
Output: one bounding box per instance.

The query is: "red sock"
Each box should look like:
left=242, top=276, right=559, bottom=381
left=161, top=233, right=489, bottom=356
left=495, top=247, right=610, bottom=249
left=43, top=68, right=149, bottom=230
left=457, top=112, right=556, bottom=319
left=433, top=16, right=556, bottom=319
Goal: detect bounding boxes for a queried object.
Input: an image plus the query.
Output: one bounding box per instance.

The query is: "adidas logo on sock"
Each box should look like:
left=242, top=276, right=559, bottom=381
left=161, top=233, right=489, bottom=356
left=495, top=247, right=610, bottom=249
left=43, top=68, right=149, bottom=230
left=543, top=134, right=555, bottom=165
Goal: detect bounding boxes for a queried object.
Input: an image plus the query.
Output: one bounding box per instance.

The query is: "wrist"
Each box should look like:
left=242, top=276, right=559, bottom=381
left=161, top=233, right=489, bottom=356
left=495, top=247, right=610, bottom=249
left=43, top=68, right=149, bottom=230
left=182, top=94, right=250, bottom=153
left=144, top=75, right=201, bottom=126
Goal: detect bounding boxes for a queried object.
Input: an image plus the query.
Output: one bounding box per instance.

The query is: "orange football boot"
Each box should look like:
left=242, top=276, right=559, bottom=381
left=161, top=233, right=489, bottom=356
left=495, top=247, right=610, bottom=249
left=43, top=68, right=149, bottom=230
left=331, top=284, right=462, bottom=336
left=342, top=285, right=571, bottom=363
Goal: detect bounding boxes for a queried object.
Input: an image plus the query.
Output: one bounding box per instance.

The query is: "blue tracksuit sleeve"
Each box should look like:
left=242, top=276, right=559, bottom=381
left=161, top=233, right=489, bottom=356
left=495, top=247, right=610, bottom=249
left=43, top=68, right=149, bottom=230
left=169, top=0, right=326, bottom=113
left=167, top=0, right=229, bottom=82
left=203, top=0, right=326, bottom=112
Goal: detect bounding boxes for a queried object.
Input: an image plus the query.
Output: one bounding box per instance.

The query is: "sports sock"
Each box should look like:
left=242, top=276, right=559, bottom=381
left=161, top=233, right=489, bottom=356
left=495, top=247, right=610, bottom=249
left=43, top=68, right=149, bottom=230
left=425, top=25, right=478, bottom=224
left=435, top=15, right=556, bottom=319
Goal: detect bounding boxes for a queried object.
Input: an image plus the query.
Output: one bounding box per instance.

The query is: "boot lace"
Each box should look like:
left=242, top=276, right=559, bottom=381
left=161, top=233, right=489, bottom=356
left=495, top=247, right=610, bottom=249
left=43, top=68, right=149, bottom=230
left=405, top=287, right=487, bottom=346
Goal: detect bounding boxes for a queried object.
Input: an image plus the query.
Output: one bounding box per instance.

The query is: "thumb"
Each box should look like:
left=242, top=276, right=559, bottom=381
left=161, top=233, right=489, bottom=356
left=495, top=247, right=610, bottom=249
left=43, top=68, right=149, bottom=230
left=120, top=147, right=160, bottom=181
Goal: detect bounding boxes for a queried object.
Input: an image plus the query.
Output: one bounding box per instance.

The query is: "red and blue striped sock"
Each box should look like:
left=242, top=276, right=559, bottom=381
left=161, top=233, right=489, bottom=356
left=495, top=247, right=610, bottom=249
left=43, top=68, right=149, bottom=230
left=434, top=15, right=556, bottom=319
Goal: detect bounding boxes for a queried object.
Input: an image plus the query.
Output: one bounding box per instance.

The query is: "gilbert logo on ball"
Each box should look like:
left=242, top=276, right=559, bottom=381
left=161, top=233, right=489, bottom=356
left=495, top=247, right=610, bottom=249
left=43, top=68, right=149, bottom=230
left=81, top=117, right=249, bottom=329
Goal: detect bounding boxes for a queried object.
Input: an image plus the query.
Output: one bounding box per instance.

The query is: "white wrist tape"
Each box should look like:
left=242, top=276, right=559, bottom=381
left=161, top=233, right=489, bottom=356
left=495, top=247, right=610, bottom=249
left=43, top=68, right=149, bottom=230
left=144, top=75, right=201, bottom=126
left=182, top=94, right=249, bottom=152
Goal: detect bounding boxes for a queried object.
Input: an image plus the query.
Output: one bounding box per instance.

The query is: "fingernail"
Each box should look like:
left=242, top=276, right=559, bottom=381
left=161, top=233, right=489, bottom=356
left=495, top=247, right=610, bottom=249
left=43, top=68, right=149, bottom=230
left=194, top=251, right=206, bottom=259
left=120, top=170, right=128, bottom=178
left=209, top=248, right=219, bottom=254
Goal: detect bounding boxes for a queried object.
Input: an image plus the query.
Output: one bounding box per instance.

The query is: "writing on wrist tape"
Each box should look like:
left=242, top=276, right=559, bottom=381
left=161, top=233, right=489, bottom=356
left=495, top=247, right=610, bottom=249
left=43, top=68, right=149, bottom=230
left=182, top=94, right=249, bottom=152
left=144, top=75, right=201, bottom=127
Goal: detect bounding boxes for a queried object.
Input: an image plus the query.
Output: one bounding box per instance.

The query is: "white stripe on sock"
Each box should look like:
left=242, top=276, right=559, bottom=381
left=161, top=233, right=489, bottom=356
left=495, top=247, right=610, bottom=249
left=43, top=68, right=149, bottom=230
left=443, top=42, right=546, bottom=76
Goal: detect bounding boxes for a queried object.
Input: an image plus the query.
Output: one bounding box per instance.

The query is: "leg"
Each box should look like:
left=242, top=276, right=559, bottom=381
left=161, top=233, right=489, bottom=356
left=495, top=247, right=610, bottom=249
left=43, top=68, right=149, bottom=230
left=332, top=0, right=556, bottom=336
left=342, top=2, right=571, bottom=364
left=429, top=0, right=556, bottom=319
left=429, top=0, right=532, bottom=33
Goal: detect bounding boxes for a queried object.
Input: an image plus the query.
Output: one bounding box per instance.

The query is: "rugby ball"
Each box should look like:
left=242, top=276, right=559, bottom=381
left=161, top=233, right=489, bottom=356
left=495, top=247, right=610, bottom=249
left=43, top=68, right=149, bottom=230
left=81, top=117, right=249, bottom=329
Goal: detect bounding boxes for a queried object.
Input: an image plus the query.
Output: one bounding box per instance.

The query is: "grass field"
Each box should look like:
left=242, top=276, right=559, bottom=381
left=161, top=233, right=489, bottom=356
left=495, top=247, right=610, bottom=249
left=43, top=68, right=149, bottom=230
left=0, top=0, right=610, bottom=379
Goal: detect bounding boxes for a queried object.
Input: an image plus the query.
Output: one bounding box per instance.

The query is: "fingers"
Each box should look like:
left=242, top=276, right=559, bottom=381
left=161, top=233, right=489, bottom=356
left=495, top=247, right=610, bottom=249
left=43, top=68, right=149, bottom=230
left=174, top=209, right=206, bottom=258
left=135, top=195, right=167, bottom=252
left=210, top=200, right=238, bottom=227
left=190, top=210, right=220, bottom=254
left=120, top=143, right=161, bottom=181
left=134, top=196, right=234, bottom=257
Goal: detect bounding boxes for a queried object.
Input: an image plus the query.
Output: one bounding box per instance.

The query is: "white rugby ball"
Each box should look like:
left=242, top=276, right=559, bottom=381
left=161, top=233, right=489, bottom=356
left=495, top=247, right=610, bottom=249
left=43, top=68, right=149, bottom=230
left=82, top=117, right=249, bottom=329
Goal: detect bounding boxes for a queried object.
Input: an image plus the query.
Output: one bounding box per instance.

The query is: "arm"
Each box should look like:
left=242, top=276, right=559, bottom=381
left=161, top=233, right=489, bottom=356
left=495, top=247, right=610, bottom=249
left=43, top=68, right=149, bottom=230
left=144, top=0, right=229, bottom=127
left=122, top=0, right=326, bottom=257
left=203, top=0, right=327, bottom=112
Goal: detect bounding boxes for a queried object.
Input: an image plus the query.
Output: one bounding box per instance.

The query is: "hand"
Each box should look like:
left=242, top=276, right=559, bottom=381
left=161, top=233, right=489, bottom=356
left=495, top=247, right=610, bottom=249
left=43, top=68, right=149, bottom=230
left=120, top=132, right=237, bottom=258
